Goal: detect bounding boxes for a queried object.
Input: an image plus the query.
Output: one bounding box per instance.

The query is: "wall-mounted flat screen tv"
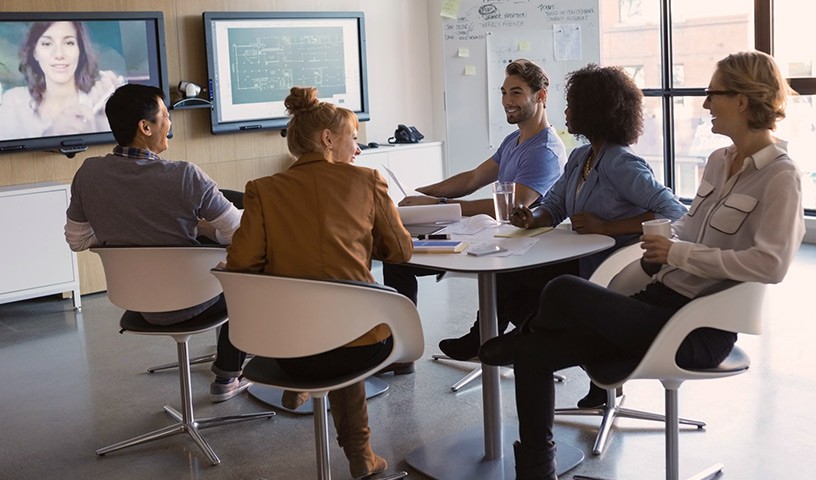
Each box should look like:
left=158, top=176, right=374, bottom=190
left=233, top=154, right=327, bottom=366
left=203, top=11, right=370, bottom=134
left=0, top=11, right=169, bottom=156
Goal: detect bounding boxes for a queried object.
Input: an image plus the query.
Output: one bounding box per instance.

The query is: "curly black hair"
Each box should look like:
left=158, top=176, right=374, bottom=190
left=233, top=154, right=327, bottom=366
left=565, top=64, right=643, bottom=145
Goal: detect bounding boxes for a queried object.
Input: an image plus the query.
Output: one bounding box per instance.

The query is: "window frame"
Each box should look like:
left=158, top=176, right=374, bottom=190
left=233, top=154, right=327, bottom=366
left=652, top=0, right=814, bottom=214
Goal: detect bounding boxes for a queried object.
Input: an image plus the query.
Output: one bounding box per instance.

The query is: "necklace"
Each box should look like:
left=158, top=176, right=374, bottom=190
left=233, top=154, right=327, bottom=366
left=581, top=150, right=595, bottom=181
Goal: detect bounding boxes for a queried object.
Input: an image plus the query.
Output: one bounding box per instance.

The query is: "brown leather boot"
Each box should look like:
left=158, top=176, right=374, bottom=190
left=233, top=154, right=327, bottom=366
left=328, top=381, right=388, bottom=479
left=281, top=390, right=310, bottom=410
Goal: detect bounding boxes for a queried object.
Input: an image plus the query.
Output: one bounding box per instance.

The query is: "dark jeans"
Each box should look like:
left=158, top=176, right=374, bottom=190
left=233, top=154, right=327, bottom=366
left=277, top=337, right=394, bottom=381
left=204, top=189, right=247, bottom=378
left=206, top=294, right=247, bottom=378
left=381, top=263, right=441, bottom=306
left=382, top=260, right=579, bottom=334
left=514, top=275, right=736, bottom=451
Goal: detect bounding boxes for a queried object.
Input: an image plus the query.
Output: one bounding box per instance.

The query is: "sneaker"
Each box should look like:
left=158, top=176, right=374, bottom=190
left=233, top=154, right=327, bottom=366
left=210, top=377, right=252, bottom=403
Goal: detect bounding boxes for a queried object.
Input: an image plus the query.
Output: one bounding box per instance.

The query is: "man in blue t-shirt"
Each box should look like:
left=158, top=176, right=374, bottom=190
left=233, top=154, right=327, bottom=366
left=378, top=59, right=566, bottom=374
left=399, top=59, right=565, bottom=215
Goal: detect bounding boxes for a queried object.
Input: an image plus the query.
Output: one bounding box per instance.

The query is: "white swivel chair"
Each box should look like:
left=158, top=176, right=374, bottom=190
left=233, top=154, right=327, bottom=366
left=212, top=270, right=425, bottom=480
left=581, top=254, right=766, bottom=479
left=555, top=244, right=706, bottom=455
left=92, top=247, right=276, bottom=466
left=143, top=189, right=245, bottom=374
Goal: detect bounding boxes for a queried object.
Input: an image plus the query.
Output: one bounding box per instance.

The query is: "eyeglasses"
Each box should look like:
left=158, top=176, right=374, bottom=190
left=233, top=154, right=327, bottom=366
left=704, top=89, right=738, bottom=98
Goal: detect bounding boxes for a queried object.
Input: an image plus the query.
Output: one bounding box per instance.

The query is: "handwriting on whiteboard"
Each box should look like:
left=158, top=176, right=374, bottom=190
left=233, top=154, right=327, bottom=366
left=444, top=2, right=596, bottom=41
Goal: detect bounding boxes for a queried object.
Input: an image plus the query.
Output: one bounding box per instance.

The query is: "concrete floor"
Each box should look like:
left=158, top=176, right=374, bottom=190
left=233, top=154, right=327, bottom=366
left=2, top=246, right=815, bottom=480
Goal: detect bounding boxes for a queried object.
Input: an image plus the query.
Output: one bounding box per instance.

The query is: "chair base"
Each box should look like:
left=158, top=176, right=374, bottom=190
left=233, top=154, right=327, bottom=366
left=574, top=462, right=724, bottom=480
left=367, top=472, right=409, bottom=480
left=147, top=327, right=223, bottom=373
left=686, top=463, right=724, bottom=480
left=98, top=336, right=275, bottom=466
left=96, top=405, right=275, bottom=466
left=147, top=352, right=216, bottom=373
left=247, top=377, right=389, bottom=414
left=431, top=354, right=565, bottom=391
left=554, top=394, right=705, bottom=455
left=405, top=423, right=583, bottom=479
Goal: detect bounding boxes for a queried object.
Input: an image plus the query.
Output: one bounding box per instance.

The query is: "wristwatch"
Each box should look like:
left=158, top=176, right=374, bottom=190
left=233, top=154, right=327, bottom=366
left=438, top=197, right=448, bottom=204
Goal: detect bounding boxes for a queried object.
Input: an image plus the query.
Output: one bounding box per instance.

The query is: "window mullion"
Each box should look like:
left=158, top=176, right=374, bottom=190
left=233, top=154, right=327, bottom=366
left=755, top=0, right=772, bottom=53
left=661, top=0, right=675, bottom=190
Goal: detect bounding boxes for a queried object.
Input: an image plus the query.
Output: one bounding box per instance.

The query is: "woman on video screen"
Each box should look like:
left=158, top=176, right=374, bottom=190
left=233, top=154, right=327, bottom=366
left=0, top=21, right=125, bottom=140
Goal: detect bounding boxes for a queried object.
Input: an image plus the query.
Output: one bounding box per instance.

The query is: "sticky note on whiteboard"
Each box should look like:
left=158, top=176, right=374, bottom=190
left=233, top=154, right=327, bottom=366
left=458, top=47, right=470, bottom=57
left=464, top=65, right=476, bottom=76
left=518, top=40, right=531, bottom=51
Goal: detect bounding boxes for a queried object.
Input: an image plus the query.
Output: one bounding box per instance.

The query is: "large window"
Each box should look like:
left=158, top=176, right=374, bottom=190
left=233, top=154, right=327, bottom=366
left=600, top=0, right=816, bottom=212
left=771, top=1, right=816, bottom=212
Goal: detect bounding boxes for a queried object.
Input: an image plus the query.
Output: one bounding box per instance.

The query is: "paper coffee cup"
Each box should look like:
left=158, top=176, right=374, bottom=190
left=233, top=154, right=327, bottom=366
left=642, top=218, right=672, bottom=237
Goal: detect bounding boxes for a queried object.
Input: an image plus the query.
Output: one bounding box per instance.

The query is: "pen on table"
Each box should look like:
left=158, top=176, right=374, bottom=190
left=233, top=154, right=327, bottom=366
left=416, top=233, right=450, bottom=240
left=573, top=475, right=613, bottom=480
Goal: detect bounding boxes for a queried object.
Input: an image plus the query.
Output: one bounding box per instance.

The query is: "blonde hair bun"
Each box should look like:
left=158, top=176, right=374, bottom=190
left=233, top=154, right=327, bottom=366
left=285, top=86, right=320, bottom=116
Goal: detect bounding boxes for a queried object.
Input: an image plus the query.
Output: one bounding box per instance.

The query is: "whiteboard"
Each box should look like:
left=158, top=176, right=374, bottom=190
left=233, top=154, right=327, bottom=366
left=442, top=0, right=600, bottom=178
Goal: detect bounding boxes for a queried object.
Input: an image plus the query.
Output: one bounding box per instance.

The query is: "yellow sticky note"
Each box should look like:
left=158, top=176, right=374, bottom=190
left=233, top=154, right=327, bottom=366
left=458, top=47, right=470, bottom=58
left=464, top=65, right=476, bottom=76
left=441, top=0, right=461, bottom=19
left=519, top=40, right=531, bottom=52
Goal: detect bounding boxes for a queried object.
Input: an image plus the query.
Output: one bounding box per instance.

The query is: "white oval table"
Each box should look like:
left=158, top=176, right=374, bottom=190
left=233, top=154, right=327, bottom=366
left=405, top=228, right=615, bottom=479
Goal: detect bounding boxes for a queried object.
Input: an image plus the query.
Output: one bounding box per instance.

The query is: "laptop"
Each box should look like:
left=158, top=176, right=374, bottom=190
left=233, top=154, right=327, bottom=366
left=405, top=224, right=445, bottom=237
left=383, top=165, right=446, bottom=237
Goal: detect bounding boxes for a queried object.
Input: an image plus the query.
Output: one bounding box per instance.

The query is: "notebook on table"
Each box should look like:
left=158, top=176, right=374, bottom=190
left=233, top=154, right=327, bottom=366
left=412, top=239, right=468, bottom=254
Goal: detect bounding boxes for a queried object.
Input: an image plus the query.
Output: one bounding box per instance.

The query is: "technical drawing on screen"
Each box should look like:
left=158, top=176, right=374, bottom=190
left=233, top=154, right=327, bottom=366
left=203, top=11, right=370, bottom=134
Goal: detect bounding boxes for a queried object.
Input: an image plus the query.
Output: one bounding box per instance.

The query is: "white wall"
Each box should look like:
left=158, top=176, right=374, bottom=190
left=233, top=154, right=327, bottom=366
left=359, top=0, right=436, bottom=145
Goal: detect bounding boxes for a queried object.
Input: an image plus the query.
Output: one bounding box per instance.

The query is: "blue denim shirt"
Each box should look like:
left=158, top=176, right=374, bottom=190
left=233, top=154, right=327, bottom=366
left=538, top=143, right=687, bottom=277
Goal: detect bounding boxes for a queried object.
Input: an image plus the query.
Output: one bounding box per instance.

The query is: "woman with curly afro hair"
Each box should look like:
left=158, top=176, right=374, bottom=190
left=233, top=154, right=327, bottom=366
left=442, top=63, right=686, bottom=405
left=473, top=64, right=689, bottom=478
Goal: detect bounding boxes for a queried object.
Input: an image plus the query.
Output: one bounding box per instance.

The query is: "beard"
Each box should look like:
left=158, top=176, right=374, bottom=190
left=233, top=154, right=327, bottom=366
left=506, top=103, right=535, bottom=125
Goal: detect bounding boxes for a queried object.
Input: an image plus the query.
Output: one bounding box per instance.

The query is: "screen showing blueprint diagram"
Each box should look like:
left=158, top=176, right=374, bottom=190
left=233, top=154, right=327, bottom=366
left=204, top=12, right=369, bottom=133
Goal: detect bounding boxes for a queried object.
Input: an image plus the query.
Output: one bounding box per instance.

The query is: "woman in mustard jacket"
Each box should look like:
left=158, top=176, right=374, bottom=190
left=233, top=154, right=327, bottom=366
left=226, top=86, right=412, bottom=479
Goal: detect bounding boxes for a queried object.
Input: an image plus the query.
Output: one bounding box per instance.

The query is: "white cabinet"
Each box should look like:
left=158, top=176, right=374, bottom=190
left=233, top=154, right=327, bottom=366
left=0, top=182, right=81, bottom=310
left=355, top=141, right=444, bottom=202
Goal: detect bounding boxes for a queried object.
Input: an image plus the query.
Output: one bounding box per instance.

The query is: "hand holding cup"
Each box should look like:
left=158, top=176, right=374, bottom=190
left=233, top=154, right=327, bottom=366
left=641, top=218, right=672, bottom=237
left=641, top=218, right=673, bottom=265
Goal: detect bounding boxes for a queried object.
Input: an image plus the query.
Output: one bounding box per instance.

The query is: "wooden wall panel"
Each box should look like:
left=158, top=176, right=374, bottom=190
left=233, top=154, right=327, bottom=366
left=0, top=0, right=365, bottom=292
left=0, top=0, right=365, bottom=188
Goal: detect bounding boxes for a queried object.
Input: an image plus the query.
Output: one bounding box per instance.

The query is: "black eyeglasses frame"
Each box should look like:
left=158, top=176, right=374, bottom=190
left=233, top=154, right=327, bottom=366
left=704, top=89, right=739, bottom=98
